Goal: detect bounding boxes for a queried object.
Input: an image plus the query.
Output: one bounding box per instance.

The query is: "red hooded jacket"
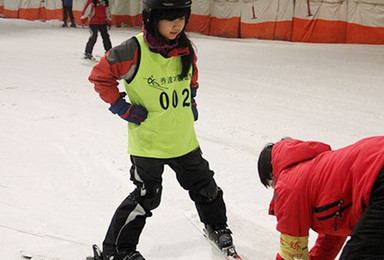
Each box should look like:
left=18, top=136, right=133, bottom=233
left=270, top=136, right=384, bottom=259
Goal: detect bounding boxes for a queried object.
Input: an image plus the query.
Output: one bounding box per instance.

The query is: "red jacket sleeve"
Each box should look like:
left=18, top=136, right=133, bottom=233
left=274, top=186, right=311, bottom=237
left=81, top=0, right=92, bottom=18
left=88, top=39, right=140, bottom=104
left=309, top=234, right=346, bottom=260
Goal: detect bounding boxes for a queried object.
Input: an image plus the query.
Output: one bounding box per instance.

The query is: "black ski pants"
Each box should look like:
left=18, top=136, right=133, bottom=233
left=102, top=148, right=228, bottom=256
left=340, top=167, right=384, bottom=260
left=85, top=24, right=112, bottom=55
left=62, top=5, right=75, bottom=25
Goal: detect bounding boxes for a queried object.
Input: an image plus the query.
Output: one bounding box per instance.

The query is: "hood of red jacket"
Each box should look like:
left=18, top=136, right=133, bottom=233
left=272, top=139, right=331, bottom=181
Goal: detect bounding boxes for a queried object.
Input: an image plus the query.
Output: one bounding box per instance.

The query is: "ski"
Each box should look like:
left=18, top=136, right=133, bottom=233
left=81, top=55, right=100, bottom=68
left=82, top=54, right=101, bottom=62
left=82, top=57, right=98, bottom=62
left=21, top=244, right=102, bottom=260
left=184, top=209, right=245, bottom=260
left=20, top=250, right=59, bottom=260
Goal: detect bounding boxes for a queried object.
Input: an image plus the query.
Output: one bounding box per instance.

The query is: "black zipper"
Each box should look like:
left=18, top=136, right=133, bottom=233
left=314, top=200, right=343, bottom=213
left=316, top=203, right=352, bottom=220
left=314, top=200, right=352, bottom=231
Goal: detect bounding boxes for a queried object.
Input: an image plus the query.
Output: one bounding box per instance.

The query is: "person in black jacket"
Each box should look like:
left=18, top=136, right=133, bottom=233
left=62, top=0, right=76, bottom=28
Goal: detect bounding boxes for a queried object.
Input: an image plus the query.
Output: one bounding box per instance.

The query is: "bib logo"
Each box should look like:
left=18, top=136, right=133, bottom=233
left=144, top=73, right=192, bottom=91
left=145, top=75, right=163, bottom=90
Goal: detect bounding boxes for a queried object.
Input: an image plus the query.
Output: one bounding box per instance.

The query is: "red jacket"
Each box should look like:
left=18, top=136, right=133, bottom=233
left=270, top=137, right=384, bottom=259
left=81, top=0, right=110, bottom=25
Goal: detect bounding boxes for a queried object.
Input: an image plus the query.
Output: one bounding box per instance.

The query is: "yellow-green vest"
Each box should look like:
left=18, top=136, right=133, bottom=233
left=123, top=33, right=199, bottom=158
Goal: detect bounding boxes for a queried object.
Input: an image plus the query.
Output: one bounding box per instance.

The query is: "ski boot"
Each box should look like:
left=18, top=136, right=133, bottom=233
left=205, top=225, right=241, bottom=259
left=205, top=224, right=233, bottom=249
left=70, top=23, right=77, bottom=28
left=83, top=53, right=96, bottom=61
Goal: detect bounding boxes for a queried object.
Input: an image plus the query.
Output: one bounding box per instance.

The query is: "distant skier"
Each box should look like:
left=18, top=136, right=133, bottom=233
left=61, top=0, right=76, bottom=27
left=81, top=0, right=112, bottom=60
left=88, top=0, right=239, bottom=259
left=257, top=136, right=384, bottom=260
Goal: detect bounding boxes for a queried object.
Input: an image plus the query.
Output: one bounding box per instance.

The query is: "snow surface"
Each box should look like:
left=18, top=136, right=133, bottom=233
left=1, top=18, right=384, bottom=259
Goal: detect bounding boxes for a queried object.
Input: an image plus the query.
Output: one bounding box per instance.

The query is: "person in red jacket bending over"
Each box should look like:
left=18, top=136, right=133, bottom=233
left=81, top=0, right=112, bottom=60
left=257, top=136, right=384, bottom=260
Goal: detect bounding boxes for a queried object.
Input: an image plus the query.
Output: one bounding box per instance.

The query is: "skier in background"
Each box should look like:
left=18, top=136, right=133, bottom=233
left=88, top=0, right=240, bottom=259
left=61, top=0, right=76, bottom=27
left=81, top=0, right=112, bottom=60
left=257, top=136, right=384, bottom=260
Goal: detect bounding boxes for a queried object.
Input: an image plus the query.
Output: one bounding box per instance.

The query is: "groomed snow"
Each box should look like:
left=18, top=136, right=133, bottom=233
left=1, top=18, right=383, bottom=259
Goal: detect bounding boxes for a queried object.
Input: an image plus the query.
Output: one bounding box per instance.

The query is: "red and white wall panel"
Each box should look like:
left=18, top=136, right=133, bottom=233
left=1, top=0, right=383, bottom=44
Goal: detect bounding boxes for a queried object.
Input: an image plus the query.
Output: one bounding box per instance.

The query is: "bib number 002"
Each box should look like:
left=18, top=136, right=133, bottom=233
left=159, top=89, right=190, bottom=110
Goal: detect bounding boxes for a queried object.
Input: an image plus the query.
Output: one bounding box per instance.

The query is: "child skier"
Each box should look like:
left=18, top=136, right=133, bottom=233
left=258, top=136, right=384, bottom=260
left=81, top=0, right=112, bottom=60
left=88, top=0, right=239, bottom=259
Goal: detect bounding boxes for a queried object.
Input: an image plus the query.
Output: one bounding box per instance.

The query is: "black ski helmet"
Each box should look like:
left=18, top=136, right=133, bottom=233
left=142, top=0, right=192, bottom=37
left=142, top=0, right=192, bottom=12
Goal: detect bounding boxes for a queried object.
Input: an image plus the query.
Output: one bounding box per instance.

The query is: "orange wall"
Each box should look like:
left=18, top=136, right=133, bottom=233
left=292, top=18, right=348, bottom=43
left=241, top=20, right=292, bottom=40
left=3, top=3, right=384, bottom=44
left=210, top=16, right=240, bottom=38
left=18, top=7, right=46, bottom=20
left=347, top=23, right=384, bottom=44
left=187, top=13, right=210, bottom=36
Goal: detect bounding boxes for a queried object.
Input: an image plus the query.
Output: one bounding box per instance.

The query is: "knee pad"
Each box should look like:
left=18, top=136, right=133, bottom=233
left=137, top=184, right=163, bottom=211
left=129, top=164, right=163, bottom=210
left=191, top=180, right=220, bottom=203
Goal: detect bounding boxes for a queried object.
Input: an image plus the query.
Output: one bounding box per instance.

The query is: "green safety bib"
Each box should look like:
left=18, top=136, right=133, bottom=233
left=123, top=33, right=199, bottom=158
